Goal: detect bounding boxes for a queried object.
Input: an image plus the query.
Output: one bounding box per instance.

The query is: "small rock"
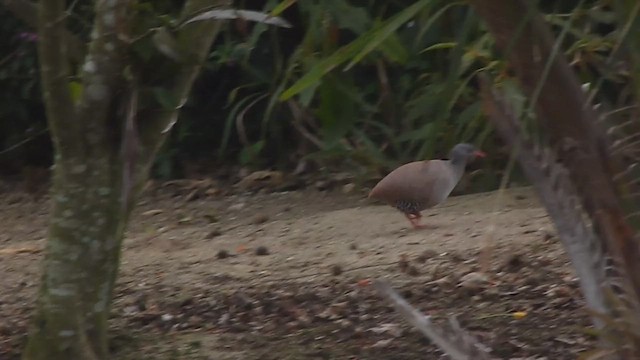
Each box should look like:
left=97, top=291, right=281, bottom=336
left=332, top=172, right=353, bottom=183
left=177, top=217, right=192, bottom=225
left=428, top=276, right=452, bottom=288
left=335, top=318, right=353, bottom=328
left=207, top=228, right=223, bottom=239
left=315, top=180, right=332, bottom=191
left=217, top=249, right=230, bottom=259
left=459, top=272, right=490, bottom=291
left=502, top=254, right=525, bottom=272
left=218, top=313, right=230, bottom=325
left=229, top=202, right=246, bottom=211
left=398, top=254, right=409, bottom=273
left=205, top=188, right=221, bottom=196
left=371, top=338, right=394, bottom=348
left=161, top=314, right=174, bottom=322
left=331, top=264, right=343, bottom=276
left=545, top=285, right=572, bottom=298
left=401, top=289, right=414, bottom=299
left=142, top=209, right=163, bottom=216
left=416, top=249, right=437, bottom=263
left=406, top=265, right=420, bottom=276
left=237, top=170, right=284, bottom=191
left=368, top=323, right=403, bottom=337
left=203, top=212, right=218, bottom=223
left=123, top=305, right=139, bottom=315
left=255, top=246, right=269, bottom=256
left=252, top=214, right=269, bottom=225
left=541, top=229, right=555, bottom=241
left=342, top=183, right=356, bottom=194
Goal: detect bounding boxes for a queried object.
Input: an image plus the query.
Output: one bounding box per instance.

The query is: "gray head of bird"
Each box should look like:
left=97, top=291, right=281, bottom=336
left=448, top=143, right=486, bottom=166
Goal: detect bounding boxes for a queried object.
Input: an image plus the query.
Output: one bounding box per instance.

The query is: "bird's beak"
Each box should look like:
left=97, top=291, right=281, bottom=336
left=474, top=150, right=487, bottom=158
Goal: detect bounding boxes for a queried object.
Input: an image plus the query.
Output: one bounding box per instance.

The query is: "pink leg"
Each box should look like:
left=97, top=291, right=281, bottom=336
left=404, top=213, right=427, bottom=229
left=404, top=212, right=438, bottom=230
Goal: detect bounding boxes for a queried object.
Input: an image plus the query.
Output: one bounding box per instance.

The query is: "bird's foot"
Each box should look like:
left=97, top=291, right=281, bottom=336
left=406, top=214, right=434, bottom=230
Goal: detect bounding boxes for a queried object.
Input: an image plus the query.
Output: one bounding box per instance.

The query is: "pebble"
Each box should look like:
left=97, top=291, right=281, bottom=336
left=255, top=246, right=269, bottom=256
left=459, top=272, right=490, bottom=291
left=342, top=183, right=356, bottom=194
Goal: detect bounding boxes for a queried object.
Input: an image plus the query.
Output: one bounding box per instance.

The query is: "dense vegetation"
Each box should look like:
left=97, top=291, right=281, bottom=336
left=0, top=0, right=631, bottom=190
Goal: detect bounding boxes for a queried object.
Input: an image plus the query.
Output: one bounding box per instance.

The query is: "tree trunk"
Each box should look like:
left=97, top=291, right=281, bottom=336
left=23, top=0, right=229, bottom=358
left=23, top=151, right=129, bottom=360
left=470, top=0, right=640, bottom=354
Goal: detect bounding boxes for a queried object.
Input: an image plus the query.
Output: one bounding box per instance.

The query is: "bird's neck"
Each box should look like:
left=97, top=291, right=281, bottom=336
left=448, top=159, right=467, bottom=182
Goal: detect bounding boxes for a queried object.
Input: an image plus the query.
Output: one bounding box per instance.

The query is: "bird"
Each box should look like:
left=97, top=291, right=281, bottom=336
left=368, top=143, right=486, bottom=229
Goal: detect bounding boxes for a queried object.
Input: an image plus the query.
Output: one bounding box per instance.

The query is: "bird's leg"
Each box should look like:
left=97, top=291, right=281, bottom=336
left=404, top=212, right=438, bottom=230
left=404, top=213, right=427, bottom=229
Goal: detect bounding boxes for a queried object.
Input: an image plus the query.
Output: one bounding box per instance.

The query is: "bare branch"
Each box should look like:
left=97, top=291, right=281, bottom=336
left=287, top=100, right=325, bottom=149
left=373, top=279, right=492, bottom=360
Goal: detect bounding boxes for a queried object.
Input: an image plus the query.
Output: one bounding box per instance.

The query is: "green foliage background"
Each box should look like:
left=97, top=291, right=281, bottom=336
left=0, top=0, right=632, bottom=192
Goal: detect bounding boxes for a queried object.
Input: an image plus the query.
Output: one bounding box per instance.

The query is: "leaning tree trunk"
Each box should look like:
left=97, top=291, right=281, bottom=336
left=470, top=0, right=640, bottom=355
left=22, top=0, right=229, bottom=359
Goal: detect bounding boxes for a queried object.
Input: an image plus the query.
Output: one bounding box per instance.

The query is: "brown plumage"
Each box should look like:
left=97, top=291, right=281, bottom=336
left=369, top=143, right=485, bottom=229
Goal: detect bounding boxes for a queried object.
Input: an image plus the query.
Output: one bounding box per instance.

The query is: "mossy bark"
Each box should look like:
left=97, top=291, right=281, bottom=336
left=23, top=152, right=129, bottom=360
left=23, top=0, right=228, bottom=358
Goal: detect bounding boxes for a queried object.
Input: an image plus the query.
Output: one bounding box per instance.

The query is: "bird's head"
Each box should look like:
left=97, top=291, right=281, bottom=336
left=449, top=143, right=486, bottom=165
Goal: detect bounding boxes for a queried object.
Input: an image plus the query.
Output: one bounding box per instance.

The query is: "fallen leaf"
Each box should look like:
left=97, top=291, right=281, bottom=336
left=513, top=311, right=528, bottom=320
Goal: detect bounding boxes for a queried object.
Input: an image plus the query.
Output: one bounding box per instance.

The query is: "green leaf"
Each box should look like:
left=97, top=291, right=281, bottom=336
left=420, top=42, right=458, bottom=53
left=182, top=9, right=292, bottom=28
left=279, top=0, right=437, bottom=101
left=298, top=83, right=319, bottom=107
left=378, top=32, right=409, bottom=64
left=414, top=1, right=463, bottom=48
left=344, top=0, right=433, bottom=70
left=270, top=0, right=297, bottom=17
left=325, top=0, right=372, bottom=34
left=278, top=44, right=361, bottom=101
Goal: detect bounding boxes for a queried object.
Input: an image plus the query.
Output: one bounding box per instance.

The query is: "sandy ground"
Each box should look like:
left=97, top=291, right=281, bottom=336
left=0, top=184, right=594, bottom=359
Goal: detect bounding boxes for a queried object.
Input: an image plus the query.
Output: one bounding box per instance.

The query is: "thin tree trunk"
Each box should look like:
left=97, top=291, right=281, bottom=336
left=23, top=0, right=229, bottom=358
left=24, top=154, right=128, bottom=360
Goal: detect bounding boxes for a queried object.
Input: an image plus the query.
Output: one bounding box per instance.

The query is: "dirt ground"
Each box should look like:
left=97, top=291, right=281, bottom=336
left=0, top=180, right=595, bottom=359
